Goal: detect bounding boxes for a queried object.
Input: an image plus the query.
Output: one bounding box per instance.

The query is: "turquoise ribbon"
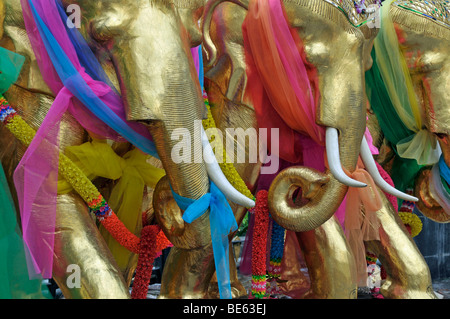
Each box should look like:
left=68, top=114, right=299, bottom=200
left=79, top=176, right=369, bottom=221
left=171, top=181, right=238, bottom=299
left=439, top=155, right=450, bottom=187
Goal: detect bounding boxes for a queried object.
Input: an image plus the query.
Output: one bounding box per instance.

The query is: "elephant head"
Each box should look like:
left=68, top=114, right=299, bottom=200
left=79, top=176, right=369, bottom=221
left=203, top=0, right=415, bottom=233
left=383, top=1, right=450, bottom=223
left=58, top=0, right=257, bottom=299
left=2, top=0, right=247, bottom=298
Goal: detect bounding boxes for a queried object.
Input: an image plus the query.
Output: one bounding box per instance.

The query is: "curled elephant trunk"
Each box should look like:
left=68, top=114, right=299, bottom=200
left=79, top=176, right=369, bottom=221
left=268, top=53, right=367, bottom=232
left=268, top=130, right=359, bottom=233
left=268, top=94, right=416, bottom=232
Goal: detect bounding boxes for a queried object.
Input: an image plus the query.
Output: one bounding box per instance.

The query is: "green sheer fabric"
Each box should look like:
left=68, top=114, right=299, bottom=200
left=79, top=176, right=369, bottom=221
left=0, top=46, right=50, bottom=298
left=370, top=0, right=440, bottom=166
left=0, top=164, right=51, bottom=299
left=0, top=47, right=25, bottom=95
left=365, top=48, right=423, bottom=206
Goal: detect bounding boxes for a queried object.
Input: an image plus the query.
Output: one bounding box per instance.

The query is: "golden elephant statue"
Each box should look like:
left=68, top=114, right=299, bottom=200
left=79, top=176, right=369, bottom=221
left=200, top=0, right=437, bottom=299
left=366, top=0, right=450, bottom=224
left=0, top=0, right=207, bottom=299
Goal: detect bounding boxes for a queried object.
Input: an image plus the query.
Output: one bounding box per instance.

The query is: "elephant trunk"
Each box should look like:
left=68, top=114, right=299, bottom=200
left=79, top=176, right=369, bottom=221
left=269, top=64, right=367, bottom=232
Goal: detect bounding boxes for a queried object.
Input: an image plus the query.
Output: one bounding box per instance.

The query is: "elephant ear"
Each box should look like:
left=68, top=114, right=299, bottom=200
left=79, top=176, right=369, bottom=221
left=153, top=176, right=186, bottom=238
left=202, top=0, right=249, bottom=68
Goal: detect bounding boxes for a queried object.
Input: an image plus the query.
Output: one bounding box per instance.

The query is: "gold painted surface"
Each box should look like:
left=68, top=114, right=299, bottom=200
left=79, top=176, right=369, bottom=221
left=390, top=1, right=450, bottom=219
left=52, top=194, right=130, bottom=299
left=365, top=188, right=437, bottom=299
left=415, top=168, right=450, bottom=223
left=296, top=216, right=358, bottom=299
left=0, top=0, right=186, bottom=298
left=277, top=231, right=310, bottom=298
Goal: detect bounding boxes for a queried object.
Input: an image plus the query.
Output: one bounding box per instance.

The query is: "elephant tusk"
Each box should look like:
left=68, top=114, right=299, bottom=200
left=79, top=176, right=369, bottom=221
left=360, top=136, right=419, bottom=202
left=326, top=127, right=367, bottom=188
left=201, top=127, right=256, bottom=208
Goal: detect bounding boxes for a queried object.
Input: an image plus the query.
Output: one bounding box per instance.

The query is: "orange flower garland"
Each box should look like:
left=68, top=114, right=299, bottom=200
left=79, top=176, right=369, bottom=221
left=99, top=212, right=141, bottom=254
left=251, top=190, right=270, bottom=299
left=131, top=225, right=161, bottom=299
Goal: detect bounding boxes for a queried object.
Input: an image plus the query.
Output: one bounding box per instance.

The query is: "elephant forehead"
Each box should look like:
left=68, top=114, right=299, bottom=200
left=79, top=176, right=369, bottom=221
left=285, top=0, right=382, bottom=27
left=393, top=0, right=449, bottom=28
left=390, top=1, right=450, bottom=71
left=283, top=0, right=381, bottom=43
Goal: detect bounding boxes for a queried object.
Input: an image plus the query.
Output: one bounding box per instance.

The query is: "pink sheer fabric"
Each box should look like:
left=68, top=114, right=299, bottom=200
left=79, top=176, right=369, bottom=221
left=16, top=0, right=151, bottom=278
left=242, top=0, right=324, bottom=165
left=191, top=47, right=200, bottom=76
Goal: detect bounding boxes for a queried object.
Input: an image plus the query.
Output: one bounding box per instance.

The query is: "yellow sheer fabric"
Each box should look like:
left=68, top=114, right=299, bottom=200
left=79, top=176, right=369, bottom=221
left=57, top=139, right=165, bottom=270
left=396, top=129, right=441, bottom=165
left=374, top=0, right=440, bottom=165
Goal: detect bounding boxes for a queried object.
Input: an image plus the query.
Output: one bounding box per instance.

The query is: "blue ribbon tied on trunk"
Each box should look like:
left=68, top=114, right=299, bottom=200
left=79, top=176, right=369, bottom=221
left=171, top=180, right=238, bottom=299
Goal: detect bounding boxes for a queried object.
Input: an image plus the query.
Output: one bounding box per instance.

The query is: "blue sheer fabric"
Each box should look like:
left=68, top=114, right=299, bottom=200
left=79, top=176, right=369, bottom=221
left=197, top=45, right=205, bottom=91
left=171, top=181, right=238, bottom=299
left=27, top=0, right=158, bottom=158
left=55, top=0, right=119, bottom=91
left=439, top=155, right=450, bottom=187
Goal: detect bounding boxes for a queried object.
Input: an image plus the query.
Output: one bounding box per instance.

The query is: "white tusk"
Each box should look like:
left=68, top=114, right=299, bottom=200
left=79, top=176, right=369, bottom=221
left=201, top=127, right=255, bottom=208
left=326, top=127, right=367, bottom=188
left=360, top=136, right=418, bottom=202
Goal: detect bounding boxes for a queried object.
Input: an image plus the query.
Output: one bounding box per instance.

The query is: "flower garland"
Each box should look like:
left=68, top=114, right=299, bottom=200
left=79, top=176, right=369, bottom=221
left=131, top=224, right=173, bottom=299
left=268, top=219, right=285, bottom=280
left=1, top=95, right=172, bottom=298
left=366, top=252, right=378, bottom=266
left=266, top=218, right=286, bottom=295
left=399, top=211, right=423, bottom=238
left=250, top=190, right=270, bottom=299
left=399, top=188, right=423, bottom=238
left=201, top=91, right=254, bottom=202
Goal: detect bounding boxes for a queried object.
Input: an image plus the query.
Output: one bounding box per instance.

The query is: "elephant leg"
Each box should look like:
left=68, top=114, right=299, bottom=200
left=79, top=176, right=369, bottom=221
left=277, top=230, right=310, bottom=298
left=296, top=216, right=358, bottom=299
left=364, top=193, right=437, bottom=299
left=208, top=241, right=248, bottom=299
left=158, top=244, right=216, bottom=299
left=51, top=193, right=130, bottom=299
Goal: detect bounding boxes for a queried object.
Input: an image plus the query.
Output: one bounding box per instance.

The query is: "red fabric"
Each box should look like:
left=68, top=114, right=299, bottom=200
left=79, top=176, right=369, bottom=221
left=242, top=0, right=324, bottom=164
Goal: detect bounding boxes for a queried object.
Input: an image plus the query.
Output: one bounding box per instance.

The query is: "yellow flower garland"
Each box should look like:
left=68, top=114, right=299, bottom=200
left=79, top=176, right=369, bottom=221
left=202, top=94, right=255, bottom=202
left=5, top=114, right=100, bottom=203
left=399, top=211, right=423, bottom=238
left=4, top=93, right=254, bottom=209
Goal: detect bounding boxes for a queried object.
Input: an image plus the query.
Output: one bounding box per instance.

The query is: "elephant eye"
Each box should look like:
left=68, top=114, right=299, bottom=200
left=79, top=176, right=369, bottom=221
left=435, top=132, right=447, bottom=140
left=90, top=20, right=115, bottom=43
left=90, top=12, right=131, bottom=43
